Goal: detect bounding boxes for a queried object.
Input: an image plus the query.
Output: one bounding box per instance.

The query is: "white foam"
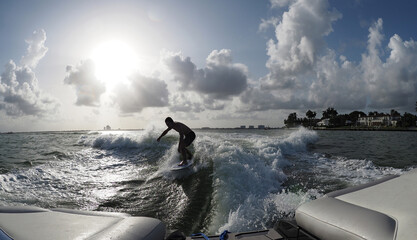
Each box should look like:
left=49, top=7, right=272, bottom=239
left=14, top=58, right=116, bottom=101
left=312, top=154, right=404, bottom=185
left=204, top=127, right=404, bottom=234
left=217, top=189, right=323, bottom=233
left=79, top=124, right=167, bottom=151
left=147, top=144, right=204, bottom=181
left=200, top=129, right=317, bottom=233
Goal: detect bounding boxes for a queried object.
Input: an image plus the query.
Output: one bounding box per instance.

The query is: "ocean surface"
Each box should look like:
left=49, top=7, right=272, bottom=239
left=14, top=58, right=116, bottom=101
left=1, top=127, right=416, bottom=235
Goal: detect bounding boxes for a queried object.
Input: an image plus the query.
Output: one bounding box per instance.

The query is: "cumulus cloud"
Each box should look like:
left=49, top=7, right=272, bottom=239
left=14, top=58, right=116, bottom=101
left=262, top=0, right=342, bottom=89
left=363, top=20, right=417, bottom=108
left=20, top=29, right=48, bottom=68
left=243, top=0, right=417, bottom=113
left=0, top=30, right=59, bottom=117
left=113, top=72, right=169, bottom=113
left=164, top=49, right=248, bottom=99
left=64, top=59, right=106, bottom=107
left=309, top=18, right=417, bottom=110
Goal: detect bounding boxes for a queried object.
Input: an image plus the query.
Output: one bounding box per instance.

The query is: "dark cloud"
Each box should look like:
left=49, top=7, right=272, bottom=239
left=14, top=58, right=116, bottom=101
left=167, top=91, right=226, bottom=113
left=113, top=72, right=169, bottom=113
left=168, top=93, right=205, bottom=113
left=64, top=59, right=106, bottom=107
left=202, top=97, right=226, bottom=110
left=163, top=54, right=196, bottom=90
left=164, top=49, right=248, bottom=99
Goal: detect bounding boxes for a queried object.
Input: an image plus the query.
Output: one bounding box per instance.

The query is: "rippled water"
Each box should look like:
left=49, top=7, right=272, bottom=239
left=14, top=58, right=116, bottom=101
left=0, top=127, right=415, bottom=234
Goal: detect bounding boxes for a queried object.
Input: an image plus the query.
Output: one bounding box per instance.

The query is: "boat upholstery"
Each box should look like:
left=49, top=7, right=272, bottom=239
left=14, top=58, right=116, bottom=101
left=0, top=206, right=166, bottom=240
left=296, top=169, right=417, bottom=240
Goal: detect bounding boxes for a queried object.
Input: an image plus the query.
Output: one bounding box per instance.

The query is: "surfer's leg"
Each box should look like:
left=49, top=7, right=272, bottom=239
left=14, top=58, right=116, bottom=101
left=179, top=141, right=188, bottom=165
left=185, top=148, right=193, bottom=160
left=183, top=132, right=195, bottom=160
left=181, top=149, right=187, bottom=163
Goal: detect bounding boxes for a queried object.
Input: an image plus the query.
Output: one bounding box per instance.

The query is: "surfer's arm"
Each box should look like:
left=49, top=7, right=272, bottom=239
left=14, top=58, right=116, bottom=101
left=157, top=127, right=172, bottom=142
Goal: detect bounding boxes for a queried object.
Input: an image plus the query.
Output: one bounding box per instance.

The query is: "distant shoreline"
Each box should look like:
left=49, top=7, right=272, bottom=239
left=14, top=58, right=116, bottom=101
left=312, top=127, right=417, bottom=132
left=2, top=127, right=417, bottom=134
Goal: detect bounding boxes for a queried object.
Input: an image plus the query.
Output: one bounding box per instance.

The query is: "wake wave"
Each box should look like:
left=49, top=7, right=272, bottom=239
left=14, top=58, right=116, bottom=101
left=198, top=128, right=318, bottom=233
left=0, top=127, right=407, bottom=235
left=80, top=131, right=154, bottom=150
left=198, top=127, right=403, bottom=234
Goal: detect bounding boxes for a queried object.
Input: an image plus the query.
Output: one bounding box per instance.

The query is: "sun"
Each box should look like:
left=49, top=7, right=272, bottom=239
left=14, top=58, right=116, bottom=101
left=90, top=40, right=139, bottom=86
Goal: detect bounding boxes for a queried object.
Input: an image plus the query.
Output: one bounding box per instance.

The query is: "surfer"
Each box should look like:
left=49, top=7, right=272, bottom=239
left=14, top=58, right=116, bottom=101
left=157, top=117, right=196, bottom=166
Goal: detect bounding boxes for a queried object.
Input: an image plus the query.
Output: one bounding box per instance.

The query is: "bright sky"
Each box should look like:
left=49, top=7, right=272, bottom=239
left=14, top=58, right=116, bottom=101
left=0, top=0, right=416, bottom=131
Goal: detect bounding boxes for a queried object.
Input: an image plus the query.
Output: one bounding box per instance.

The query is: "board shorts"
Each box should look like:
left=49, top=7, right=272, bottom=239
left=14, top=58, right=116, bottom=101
left=183, top=131, right=196, bottom=147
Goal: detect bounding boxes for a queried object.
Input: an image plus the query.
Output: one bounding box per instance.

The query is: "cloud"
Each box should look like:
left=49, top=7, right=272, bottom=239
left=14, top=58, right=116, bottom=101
left=307, top=51, right=366, bottom=109
left=259, top=17, right=280, bottom=32
left=262, top=0, right=342, bottom=89
left=0, top=60, right=59, bottom=117
left=168, top=92, right=226, bottom=113
left=309, top=18, right=417, bottom=110
left=244, top=0, right=417, bottom=113
left=363, top=20, right=417, bottom=109
left=163, top=49, right=248, bottom=99
left=113, top=72, right=169, bottom=113
left=20, top=29, right=48, bottom=68
left=64, top=59, right=106, bottom=107
left=0, top=30, right=59, bottom=117
left=169, top=92, right=205, bottom=113
left=270, top=0, right=295, bottom=8
left=239, top=86, right=303, bottom=111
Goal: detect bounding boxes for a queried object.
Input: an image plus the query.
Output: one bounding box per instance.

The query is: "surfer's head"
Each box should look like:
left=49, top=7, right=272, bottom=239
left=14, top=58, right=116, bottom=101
left=165, top=117, right=174, bottom=127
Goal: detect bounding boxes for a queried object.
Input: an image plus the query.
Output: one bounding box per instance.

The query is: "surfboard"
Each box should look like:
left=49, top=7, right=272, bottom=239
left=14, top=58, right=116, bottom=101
left=171, top=160, right=193, bottom=171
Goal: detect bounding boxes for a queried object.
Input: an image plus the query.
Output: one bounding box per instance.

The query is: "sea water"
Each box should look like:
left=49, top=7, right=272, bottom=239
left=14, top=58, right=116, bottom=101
left=0, top=127, right=416, bottom=235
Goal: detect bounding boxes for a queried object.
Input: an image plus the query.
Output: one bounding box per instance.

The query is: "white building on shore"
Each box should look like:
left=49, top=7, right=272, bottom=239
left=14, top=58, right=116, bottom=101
left=317, top=118, right=330, bottom=127
left=357, top=114, right=399, bottom=127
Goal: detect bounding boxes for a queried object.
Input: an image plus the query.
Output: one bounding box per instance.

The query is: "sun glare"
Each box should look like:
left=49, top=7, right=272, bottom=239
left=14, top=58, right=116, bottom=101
left=91, top=40, right=139, bottom=86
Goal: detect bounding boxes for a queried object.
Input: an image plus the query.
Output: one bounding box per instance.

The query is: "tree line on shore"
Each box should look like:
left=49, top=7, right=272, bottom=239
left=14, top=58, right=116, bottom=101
left=284, top=102, right=417, bottom=128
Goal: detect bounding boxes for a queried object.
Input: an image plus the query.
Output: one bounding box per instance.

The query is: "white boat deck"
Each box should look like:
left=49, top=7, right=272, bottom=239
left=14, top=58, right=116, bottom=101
left=296, top=169, right=417, bottom=240
left=0, top=207, right=165, bottom=240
